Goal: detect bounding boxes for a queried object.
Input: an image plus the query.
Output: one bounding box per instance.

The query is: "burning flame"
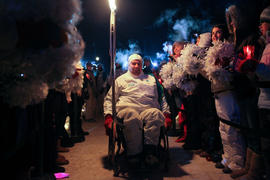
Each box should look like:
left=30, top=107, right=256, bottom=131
left=108, top=0, right=116, bottom=11
left=243, top=45, right=254, bottom=59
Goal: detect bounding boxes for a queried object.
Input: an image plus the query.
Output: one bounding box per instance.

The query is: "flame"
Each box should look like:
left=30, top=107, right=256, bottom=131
left=243, top=45, right=254, bottom=59
left=108, top=0, right=116, bottom=11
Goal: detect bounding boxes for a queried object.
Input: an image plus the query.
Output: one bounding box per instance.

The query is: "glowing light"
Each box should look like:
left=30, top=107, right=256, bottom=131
left=152, top=61, right=158, bottom=67
left=243, top=45, right=254, bottom=59
left=20, top=73, right=24, bottom=77
left=108, top=0, right=116, bottom=11
left=96, top=56, right=100, bottom=61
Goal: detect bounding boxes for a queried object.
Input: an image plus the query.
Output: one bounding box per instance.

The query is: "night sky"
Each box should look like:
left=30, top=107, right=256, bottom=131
left=78, top=0, right=269, bottom=72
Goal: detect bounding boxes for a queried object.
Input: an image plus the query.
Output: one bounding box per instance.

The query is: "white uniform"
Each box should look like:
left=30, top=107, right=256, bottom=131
left=256, top=43, right=270, bottom=110
left=104, top=71, right=170, bottom=155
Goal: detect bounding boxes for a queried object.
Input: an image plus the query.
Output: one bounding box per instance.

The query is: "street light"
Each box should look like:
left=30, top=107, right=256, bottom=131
left=96, top=56, right=100, bottom=61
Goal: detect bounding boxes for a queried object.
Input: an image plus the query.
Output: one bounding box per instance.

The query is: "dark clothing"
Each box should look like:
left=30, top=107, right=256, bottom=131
left=259, top=108, right=270, bottom=179
left=143, top=66, right=153, bottom=74
left=68, top=93, right=84, bottom=136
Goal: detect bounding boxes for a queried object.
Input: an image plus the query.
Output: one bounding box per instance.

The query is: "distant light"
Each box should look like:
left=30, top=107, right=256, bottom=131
left=152, top=61, right=158, bottom=67
left=96, top=57, right=100, bottom=61
left=20, top=73, right=24, bottom=77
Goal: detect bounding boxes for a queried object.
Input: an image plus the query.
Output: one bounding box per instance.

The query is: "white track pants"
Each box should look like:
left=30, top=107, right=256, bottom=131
left=117, top=108, right=164, bottom=155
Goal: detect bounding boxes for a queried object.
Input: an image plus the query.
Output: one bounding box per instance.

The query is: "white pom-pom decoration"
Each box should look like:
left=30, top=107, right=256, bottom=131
left=159, top=62, right=174, bottom=89
left=204, top=41, right=235, bottom=83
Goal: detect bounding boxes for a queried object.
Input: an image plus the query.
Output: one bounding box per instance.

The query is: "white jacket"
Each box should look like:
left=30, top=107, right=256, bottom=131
left=256, top=43, right=270, bottom=109
left=104, top=71, right=170, bottom=115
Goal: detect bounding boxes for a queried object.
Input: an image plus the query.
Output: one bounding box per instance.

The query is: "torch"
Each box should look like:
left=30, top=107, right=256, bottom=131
left=108, top=0, right=117, bottom=166
left=109, top=0, right=116, bottom=122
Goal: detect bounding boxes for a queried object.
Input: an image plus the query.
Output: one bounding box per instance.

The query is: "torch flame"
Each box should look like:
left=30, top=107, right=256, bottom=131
left=109, top=0, right=116, bottom=11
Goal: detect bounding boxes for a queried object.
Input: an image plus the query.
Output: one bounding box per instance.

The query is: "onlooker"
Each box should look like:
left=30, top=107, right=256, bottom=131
left=84, top=62, right=98, bottom=122
left=143, top=56, right=153, bottom=74
left=226, top=4, right=266, bottom=178
left=96, top=63, right=107, bottom=115
left=254, top=6, right=270, bottom=180
left=210, top=23, right=246, bottom=173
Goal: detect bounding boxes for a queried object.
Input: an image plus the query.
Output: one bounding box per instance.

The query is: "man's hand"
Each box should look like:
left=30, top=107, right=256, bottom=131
left=104, top=114, right=113, bottom=136
left=164, top=113, right=172, bottom=129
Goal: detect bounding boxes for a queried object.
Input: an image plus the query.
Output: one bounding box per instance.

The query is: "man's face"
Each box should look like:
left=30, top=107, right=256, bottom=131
left=129, top=59, right=142, bottom=76
left=87, top=65, right=91, bottom=70
left=212, top=27, right=224, bottom=42
left=144, top=60, right=151, bottom=67
left=259, top=22, right=270, bottom=38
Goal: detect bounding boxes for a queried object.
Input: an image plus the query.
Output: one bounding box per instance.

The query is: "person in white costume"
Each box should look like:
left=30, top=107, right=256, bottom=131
left=104, top=53, right=172, bottom=167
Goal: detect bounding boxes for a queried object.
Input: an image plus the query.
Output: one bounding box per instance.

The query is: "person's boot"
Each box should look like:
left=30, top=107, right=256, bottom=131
left=175, top=124, right=187, bottom=142
left=56, top=138, right=69, bottom=152
left=238, top=152, right=264, bottom=180
left=175, top=107, right=187, bottom=143
left=56, top=154, right=69, bottom=166
left=144, top=145, right=159, bottom=168
left=231, top=148, right=253, bottom=179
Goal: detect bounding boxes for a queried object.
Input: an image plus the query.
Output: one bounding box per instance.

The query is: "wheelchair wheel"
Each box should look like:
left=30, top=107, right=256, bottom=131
left=108, top=121, right=122, bottom=176
left=158, top=126, right=170, bottom=171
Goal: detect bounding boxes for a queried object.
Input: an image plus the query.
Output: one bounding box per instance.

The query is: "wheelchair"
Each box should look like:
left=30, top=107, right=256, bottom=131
left=108, top=117, right=170, bottom=177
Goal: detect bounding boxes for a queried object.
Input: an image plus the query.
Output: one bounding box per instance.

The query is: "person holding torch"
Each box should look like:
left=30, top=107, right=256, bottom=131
left=104, top=54, right=172, bottom=168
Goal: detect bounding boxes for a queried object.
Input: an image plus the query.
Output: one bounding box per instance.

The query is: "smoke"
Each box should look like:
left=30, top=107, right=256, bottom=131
left=155, top=41, right=172, bottom=61
left=150, top=9, right=212, bottom=67
left=154, top=9, right=178, bottom=27
left=115, top=41, right=142, bottom=69
left=169, top=15, right=211, bottom=41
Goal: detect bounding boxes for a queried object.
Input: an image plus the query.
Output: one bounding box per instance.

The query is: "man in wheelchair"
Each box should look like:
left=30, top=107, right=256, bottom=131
left=104, top=53, right=172, bottom=169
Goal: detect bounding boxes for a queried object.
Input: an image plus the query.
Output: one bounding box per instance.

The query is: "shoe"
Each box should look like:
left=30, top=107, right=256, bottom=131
left=210, top=152, right=222, bottom=163
left=175, top=136, right=186, bottom=143
left=58, top=154, right=66, bottom=160
left=80, top=130, right=89, bottom=136
left=143, top=145, right=159, bottom=168
left=230, top=168, right=247, bottom=179
left=144, top=154, right=159, bottom=168
left=215, top=162, right=225, bottom=169
left=71, top=136, right=85, bottom=143
left=127, top=154, right=141, bottom=169
left=193, top=149, right=203, bottom=154
left=56, top=156, right=69, bottom=165
left=182, top=143, right=200, bottom=150
left=199, top=151, right=209, bottom=157
left=57, top=146, right=69, bottom=153
left=206, top=155, right=212, bottom=161
left=61, top=138, right=74, bottom=148
left=223, top=166, right=232, bottom=174
left=53, top=166, right=65, bottom=173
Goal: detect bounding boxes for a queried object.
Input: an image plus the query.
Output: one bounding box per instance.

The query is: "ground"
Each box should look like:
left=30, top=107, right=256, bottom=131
left=62, top=118, right=232, bottom=180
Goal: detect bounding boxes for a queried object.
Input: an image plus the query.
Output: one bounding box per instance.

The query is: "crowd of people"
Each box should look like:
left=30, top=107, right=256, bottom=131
left=103, top=4, right=270, bottom=180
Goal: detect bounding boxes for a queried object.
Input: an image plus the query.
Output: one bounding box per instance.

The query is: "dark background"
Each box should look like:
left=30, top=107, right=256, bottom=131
left=77, top=0, right=269, bottom=72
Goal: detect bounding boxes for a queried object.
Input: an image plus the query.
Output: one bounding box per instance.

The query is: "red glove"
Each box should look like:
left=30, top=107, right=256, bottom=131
left=164, top=113, right=172, bottom=129
left=104, top=114, right=113, bottom=136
